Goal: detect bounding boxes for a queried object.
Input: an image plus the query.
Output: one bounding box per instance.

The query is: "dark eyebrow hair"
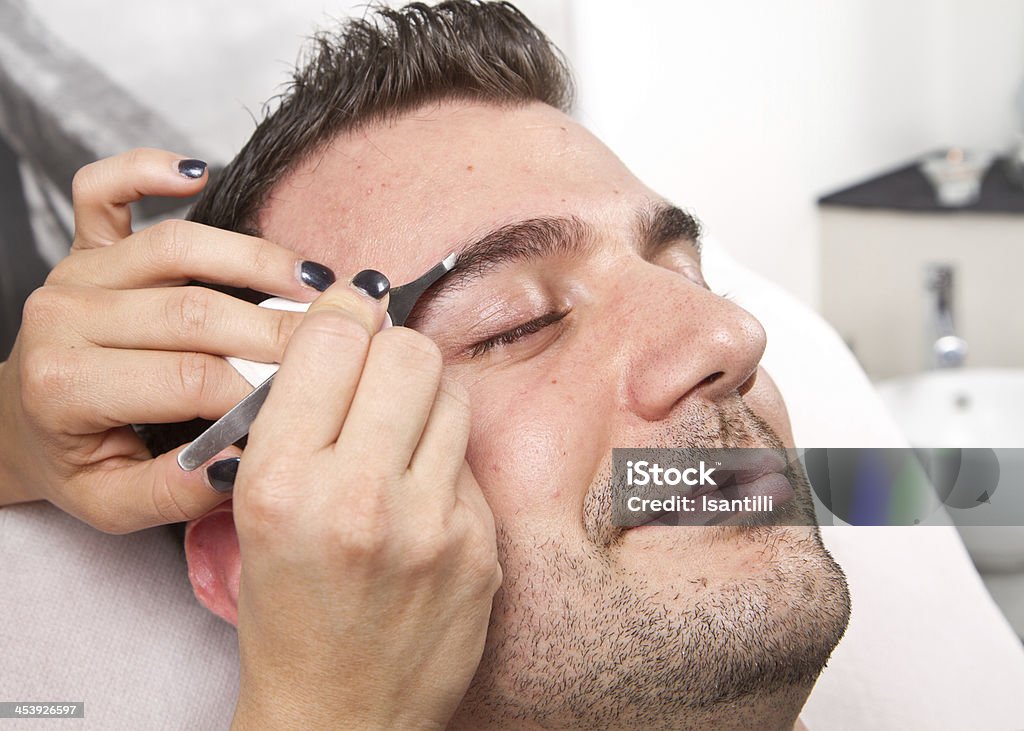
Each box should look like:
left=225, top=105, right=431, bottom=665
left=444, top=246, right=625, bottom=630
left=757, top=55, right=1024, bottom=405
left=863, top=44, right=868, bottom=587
left=444, top=216, right=596, bottom=290
left=405, top=202, right=701, bottom=328
left=403, top=215, right=593, bottom=328
left=637, top=202, right=703, bottom=260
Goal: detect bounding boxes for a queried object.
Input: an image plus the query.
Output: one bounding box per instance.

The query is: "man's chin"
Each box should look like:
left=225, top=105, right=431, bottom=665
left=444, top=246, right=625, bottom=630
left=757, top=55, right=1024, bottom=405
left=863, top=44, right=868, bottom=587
left=459, top=521, right=850, bottom=731
left=614, top=523, right=825, bottom=603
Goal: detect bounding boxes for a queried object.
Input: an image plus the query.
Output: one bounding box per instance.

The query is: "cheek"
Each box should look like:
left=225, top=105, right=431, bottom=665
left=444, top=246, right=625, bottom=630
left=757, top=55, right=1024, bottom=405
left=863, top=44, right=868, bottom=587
left=460, top=373, right=594, bottom=516
left=744, top=367, right=795, bottom=447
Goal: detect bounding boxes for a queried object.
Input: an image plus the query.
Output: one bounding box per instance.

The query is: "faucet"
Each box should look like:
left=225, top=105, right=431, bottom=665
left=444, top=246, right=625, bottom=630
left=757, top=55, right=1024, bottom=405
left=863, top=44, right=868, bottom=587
left=925, top=264, right=968, bottom=369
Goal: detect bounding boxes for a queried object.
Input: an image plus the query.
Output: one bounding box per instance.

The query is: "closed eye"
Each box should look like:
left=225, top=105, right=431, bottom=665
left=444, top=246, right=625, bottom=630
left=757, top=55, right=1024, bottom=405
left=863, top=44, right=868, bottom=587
left=466, top=308, right=571, bottom=358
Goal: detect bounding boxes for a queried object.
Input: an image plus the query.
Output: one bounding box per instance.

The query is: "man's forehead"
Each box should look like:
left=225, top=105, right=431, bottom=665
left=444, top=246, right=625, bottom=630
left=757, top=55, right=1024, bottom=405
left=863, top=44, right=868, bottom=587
left=257, top=99, right=648, bottom=284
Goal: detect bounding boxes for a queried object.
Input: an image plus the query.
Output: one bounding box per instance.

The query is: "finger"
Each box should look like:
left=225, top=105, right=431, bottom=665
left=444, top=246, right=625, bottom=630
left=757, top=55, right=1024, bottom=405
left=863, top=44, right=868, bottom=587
left=408, top=378, right=471, bottom=487
left=44, top=347, right=254, bottom=431
left=58, top=284, right=302, bottom=364
left=55, top=219, right=335, bottom=302
left=339, top=327, right=444, bottom=475
left=79, top=444, right=240, bottom=533
left=452, top=463, right=498, bottom=549
left=72, top=148, right=209, bottom=248
left=248, top=271, right=391, bottom=452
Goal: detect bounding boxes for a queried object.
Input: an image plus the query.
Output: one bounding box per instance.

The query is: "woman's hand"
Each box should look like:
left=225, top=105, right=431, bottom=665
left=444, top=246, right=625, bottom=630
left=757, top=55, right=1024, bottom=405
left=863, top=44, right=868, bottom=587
left=230, top=278, right=500, bottom=730
left=0, top=148, right=337, bottom=532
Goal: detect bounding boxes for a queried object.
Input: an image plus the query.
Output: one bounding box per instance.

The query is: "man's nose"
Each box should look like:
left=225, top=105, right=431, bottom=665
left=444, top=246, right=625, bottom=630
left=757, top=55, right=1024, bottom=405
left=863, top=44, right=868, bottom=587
left=619, top=264, right=767, bottom=422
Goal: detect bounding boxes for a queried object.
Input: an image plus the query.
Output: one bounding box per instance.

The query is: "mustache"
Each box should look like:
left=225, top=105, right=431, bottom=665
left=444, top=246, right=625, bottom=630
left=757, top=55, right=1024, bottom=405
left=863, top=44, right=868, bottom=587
left=582, top=398, right=795, bottom=548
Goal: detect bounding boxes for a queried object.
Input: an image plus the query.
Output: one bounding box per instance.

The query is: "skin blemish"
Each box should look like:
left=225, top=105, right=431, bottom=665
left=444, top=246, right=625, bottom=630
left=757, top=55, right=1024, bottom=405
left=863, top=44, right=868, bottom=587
left=466, top=164, right=475, bottom=172
left=550, top=379, right=557, bottom=384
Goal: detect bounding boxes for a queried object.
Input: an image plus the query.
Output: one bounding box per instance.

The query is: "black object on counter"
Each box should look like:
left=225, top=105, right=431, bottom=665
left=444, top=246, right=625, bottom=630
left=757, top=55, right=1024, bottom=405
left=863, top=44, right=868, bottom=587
left=818, top=153, right=1024, bottom=214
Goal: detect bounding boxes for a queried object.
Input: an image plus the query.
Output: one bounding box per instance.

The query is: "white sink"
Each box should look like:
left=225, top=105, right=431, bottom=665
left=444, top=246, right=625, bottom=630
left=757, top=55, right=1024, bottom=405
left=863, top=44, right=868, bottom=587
left=876, top=368, right=1024, bottom=572
left=876, top=368, right=1024, bottom=449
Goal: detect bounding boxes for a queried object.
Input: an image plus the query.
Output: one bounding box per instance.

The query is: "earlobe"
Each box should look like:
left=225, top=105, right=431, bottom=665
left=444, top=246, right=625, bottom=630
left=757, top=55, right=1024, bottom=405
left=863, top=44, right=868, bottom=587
left=184, top=502, right=241, bottom=626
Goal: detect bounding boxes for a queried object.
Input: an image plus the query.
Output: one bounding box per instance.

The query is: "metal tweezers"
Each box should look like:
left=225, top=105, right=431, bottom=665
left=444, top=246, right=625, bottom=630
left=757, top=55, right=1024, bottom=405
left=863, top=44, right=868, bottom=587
left=177, top=252, right=458, bottom=471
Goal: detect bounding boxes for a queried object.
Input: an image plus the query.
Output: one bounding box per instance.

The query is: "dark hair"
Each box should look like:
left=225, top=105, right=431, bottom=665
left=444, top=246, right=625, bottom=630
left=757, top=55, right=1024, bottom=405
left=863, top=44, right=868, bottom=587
left=143, top=0, right=574, bottom=458
left=190, top=0, right=573, bottom=237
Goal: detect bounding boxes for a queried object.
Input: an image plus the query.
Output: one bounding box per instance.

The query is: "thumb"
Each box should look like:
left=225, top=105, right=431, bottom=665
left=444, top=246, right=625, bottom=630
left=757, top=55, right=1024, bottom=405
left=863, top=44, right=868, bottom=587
left=84, top=444, right=239, bottom=534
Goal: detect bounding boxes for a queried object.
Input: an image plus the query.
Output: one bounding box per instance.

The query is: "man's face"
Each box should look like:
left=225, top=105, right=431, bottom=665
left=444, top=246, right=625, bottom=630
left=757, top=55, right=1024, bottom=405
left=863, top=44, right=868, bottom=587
left=248, top=100, right=850, bottom=729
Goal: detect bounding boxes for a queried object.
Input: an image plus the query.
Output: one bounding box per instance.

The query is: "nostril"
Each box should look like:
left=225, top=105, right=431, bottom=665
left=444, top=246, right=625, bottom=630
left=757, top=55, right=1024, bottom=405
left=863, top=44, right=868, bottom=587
left=737, top=370, right=758, bottom=396
left=700, top=371, right=725, bottom=389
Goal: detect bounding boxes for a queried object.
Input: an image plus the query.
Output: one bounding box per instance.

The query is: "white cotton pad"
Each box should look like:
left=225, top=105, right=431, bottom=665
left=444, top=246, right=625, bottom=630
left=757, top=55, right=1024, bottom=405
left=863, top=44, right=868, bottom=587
left=225, top=297, right=310, bottom=387
left=225, top=296, right=393, bottom=387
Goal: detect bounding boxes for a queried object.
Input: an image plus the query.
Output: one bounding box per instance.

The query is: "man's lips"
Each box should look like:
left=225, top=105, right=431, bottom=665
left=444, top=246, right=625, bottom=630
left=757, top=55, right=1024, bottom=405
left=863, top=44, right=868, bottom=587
left=714, top=472, right=794, bottom=505
left=620, top=448, right=796, bottom=529
left=688, top=450, right=789, bottom=499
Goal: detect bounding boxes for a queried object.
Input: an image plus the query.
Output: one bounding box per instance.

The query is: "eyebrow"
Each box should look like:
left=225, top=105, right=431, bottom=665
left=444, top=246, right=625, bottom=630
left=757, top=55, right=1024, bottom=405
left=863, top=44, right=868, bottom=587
left=405, top=202, right=701, bottom=327
left=636, top=202, right=703, bottom=260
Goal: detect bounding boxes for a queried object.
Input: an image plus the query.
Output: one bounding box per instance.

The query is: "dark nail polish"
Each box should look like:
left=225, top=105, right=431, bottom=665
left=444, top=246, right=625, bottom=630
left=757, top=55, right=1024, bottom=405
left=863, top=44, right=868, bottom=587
left=177, top=159, right=208, bottom=179
left=300, top=261, right=337, bottom=292
left=351, top=269, right=390, bottom=300
left=206, top=457, right=240, bottom=493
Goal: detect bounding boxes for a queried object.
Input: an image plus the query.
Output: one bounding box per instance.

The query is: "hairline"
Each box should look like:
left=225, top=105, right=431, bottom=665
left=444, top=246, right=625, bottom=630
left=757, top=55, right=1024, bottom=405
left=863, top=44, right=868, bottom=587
left=243, top=96, right=565, bottom=239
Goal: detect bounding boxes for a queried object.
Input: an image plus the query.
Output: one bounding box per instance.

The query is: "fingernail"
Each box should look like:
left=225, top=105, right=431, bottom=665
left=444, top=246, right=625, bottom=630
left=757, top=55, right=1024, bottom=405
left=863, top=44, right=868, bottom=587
left=299, top=261, right=337, bottom=292
left=206, top=457, right=240, bottom=493
left=351, top=269, right=390, bottom=300
left=177, top=159, right=208, bottom=179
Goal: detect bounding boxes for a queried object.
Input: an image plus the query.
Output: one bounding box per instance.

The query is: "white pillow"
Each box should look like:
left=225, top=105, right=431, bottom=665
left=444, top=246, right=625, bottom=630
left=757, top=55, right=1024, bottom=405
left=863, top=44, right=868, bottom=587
left=0, top=503, right=238, bottom=729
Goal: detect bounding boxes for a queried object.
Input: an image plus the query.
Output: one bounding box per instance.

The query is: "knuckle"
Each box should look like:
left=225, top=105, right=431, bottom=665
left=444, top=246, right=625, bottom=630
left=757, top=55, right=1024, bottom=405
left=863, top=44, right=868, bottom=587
left=407, top=539, right=449, bottom=574
left=70, top=163, right=99, bottom=204
left=121, top=147, right=160, bottom=181
left=248, top=237, right=274, bottom=275
left=123, top=147, right=151, bottom=172
left=300, top=310, right=372, bottom=351
left=21, top=287, right=61, bottom=330
left=150, top=477, right=199, bottom=525
left=269, top=310, right=299, bottom=358
left=174, top=351, right=215, bottom=404
left=20, top=345, right=76, bottom=406
left=169, top=287, right=213, bottom=340
left=407, top=511, right=460, bottom=570
left=464, top=529, right=501, bottom=591
left=330, top=499, right=392, bottom=559
left=43, top=260, right=69, bottom=286
left=234, top=479, right=289, bottom=530
left=439, top=378, right=471, bottom=415
left=148, top=219, right=193, bottom=266
left=379, top=327, right=443, bottom=374
left=489, top=560, right=504, bottom=594
left=232, top=458, right=309, bottom=534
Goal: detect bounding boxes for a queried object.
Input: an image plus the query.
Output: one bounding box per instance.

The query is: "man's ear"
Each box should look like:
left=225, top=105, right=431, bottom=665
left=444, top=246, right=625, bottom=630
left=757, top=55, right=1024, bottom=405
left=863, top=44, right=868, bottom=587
left=184, top=501, right=240, bottom=626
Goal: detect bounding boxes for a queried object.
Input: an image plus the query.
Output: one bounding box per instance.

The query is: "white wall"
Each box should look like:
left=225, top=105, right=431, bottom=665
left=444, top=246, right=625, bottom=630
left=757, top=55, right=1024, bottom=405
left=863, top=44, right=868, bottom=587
left=568, top=0, right=1024, bottom=306
left=26, top=0, right=573, bottom=165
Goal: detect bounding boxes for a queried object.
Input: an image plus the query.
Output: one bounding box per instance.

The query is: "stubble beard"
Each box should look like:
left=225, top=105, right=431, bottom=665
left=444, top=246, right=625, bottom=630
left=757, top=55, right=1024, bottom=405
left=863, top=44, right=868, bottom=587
left=450, top=399, right=852, bottom=730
